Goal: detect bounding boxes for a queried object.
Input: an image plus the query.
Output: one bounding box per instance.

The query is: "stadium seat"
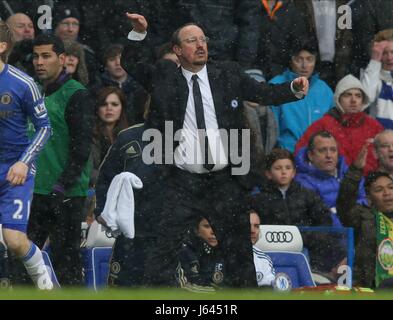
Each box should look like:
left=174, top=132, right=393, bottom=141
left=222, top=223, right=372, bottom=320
left=82, top=247, right=112, bottom=290
left=255, top=225, right=316, bottom=289
left=264, top=251, right=315, bottom=289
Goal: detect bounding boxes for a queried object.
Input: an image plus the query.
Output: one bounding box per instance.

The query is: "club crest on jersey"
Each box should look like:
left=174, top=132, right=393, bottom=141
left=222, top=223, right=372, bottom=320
left=110, top=262, right=121, bottom=274
left=213, top=271, right=224, bottom=284
left=34, top=103, right=47, bottom=118
left=0, top=93, right=12, bottom=105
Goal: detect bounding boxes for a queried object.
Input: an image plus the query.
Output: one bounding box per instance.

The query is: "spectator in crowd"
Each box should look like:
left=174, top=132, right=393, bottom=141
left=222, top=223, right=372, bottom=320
left=252, top=148, right=343, bottom=276
left=270, top=40, right=334, bottom=152
left=157, top=42, right=180, bottom=67
left=176, top=216, right=223, bottom=291
left=6, top=13, right=34, bottom=41
left=294, top=0, right=353, bottom=88
left=64, top=40, right=89, bottom=86
left=52, top=3, right=100, bottom=84
left=351, top=0, right=393, bottom=76
left=6, top=13, right=35, bottom=76
left=374, top=130, right=393, bottom=177
left=90, top=86, right=129, bottom=187
left=122, top=13, right=309, bottom=288
left=295, top=74, right=384, bottom=176
left=91, top=43, right=146, bottom=125
left=255, top=0, right=307, bottom=80
left=28, top=34, right=94, bottom=286
left=337, top=140, right=393, bottom=288
left=295, top=131, right=367, bottom=227
left=250, top=210, right=276, bottom=287
left=252, top=148, right=332, bottom=227
left=361, top=29, right=393, bottom=129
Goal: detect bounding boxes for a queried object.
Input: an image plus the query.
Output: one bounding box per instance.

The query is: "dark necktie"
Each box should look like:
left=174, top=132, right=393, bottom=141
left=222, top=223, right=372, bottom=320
left=192, top=74, right=214, bottom=170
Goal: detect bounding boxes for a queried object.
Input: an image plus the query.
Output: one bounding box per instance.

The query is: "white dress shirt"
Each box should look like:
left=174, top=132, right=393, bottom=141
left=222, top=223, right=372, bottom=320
left=174, top=66, right=229, bottom=173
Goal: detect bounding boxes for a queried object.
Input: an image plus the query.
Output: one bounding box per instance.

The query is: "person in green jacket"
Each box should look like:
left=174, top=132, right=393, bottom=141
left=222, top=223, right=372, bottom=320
left=337, top=139, right=393, bottom=288
left=28, top=34, right=94, bottom=286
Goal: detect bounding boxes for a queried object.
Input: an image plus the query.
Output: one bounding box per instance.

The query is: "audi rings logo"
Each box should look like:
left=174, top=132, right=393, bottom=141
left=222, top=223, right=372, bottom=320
left=265, top=231, right=293, bottom=243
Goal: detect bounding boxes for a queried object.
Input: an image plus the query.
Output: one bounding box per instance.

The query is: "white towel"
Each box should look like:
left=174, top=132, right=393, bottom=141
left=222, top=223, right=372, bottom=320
left=101, top=172, right=143, bottom=239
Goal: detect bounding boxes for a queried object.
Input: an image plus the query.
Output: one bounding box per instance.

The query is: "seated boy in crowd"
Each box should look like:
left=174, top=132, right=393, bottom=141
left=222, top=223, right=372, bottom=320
left=252, top=148, right=332, bottom=226
left=251, top=148, right=344, bottom=278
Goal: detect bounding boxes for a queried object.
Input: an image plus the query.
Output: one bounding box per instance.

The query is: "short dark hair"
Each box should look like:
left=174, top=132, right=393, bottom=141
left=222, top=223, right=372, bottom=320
left=307, top=131, right=336, bottom=151
left=157, top=42, right=174, bottom=59
left=265, top=148, right=295, bottom=171
left=33, top=34, right=65, bottom=55
left=290, top=39, right=318, bottom=59
left=365, top=171, right=393, bottom=195
left=102, top=43, right=123, bottom=65
left=171, top=22, right=202, bottom=47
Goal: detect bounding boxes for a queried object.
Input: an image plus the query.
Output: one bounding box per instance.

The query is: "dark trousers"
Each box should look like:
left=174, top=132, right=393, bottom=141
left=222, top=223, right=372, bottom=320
left=27, top=194, right=86, bottom=286
left=144, top=167, right=257, bottom=288
left=108, top=235, right=156, bottom=287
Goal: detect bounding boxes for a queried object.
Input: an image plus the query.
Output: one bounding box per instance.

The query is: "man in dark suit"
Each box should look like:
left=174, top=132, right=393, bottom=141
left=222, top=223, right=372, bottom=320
left=119, top=13, right=309, bottom=288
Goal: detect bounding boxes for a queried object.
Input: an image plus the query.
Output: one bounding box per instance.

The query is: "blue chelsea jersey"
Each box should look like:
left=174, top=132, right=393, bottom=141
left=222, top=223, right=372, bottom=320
left=0, top=64, right=51, bottom=165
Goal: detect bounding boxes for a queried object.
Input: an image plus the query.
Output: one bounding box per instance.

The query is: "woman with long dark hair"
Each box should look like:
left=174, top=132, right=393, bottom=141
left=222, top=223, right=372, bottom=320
left=91, top=86, right=129, bottom=184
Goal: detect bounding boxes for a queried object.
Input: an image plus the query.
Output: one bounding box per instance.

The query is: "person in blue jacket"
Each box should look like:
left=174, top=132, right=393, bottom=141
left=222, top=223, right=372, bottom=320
left=270, top=40, right=334, bottom=152
left=295, top=131, right=367, bottom=227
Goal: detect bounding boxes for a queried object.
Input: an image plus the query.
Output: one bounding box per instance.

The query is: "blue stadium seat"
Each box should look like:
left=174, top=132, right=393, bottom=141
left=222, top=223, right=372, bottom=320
left=82, top=247, right=112, bottom=290
left=255, top=225, right=316, bottom=289
left=265, top=251, right=315, bottom=289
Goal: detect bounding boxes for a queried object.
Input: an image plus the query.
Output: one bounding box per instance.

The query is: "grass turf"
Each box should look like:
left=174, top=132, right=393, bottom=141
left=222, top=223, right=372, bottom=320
left=1, top=287, right=393, bottom=300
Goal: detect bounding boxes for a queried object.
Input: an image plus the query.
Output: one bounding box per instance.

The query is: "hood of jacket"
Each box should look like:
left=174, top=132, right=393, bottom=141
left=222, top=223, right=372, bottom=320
left=334, top=74, right=370, bottom=112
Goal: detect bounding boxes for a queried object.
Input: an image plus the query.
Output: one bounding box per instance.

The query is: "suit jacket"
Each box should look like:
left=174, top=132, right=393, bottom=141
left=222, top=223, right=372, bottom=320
left=121, top=36, right=299, bottom=172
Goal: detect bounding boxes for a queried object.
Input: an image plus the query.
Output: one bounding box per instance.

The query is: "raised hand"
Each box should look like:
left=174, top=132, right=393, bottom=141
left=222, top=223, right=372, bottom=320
left=125, top=12, right=148, bottom=33
left=292, top=76, right=309, bottom=96
left=353, top=138, right=373, bottom=170
left=371, top=40, right=389, bottom=61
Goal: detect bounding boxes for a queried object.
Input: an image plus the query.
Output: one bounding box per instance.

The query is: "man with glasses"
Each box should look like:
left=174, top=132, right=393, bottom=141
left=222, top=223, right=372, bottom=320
left=53, top=3, right=99, bottom=85
left=374, top=130, right=393, bottom=176
left=110, top=13, right=309, bottom=288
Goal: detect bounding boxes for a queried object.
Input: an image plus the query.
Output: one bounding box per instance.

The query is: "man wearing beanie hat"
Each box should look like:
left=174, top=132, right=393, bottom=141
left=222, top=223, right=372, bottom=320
left=295, top=74, right=384, bottom=175
left=53, top=3, right=100, bottom=85
left=53, top=4, right=81, bottom=42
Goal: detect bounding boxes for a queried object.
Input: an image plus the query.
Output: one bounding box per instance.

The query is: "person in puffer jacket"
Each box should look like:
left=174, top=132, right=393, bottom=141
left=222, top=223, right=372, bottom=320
left=295, top=131, right=368, bottom=227
left=295, top=74, right=384, bottom=176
